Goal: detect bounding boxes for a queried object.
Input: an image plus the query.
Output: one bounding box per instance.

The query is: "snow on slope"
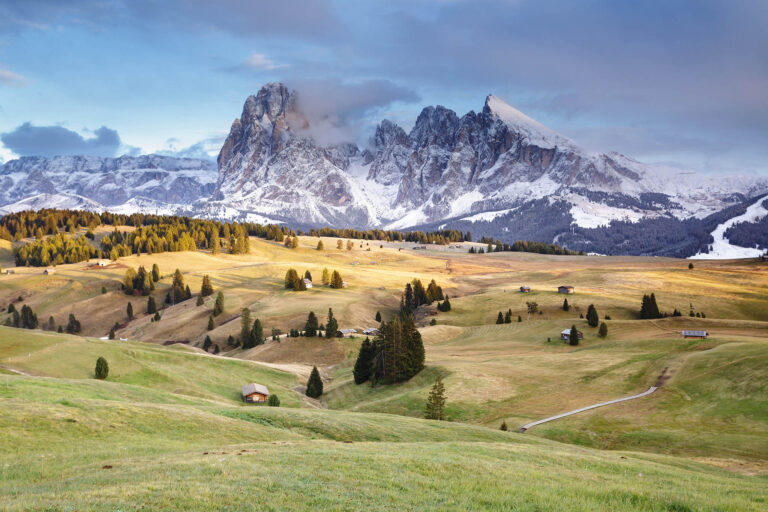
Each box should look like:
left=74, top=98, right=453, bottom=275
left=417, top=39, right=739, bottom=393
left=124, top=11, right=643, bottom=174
left=690, top=199, right=768, bottom=259
left=485, top=95, right=578, bottom=151
left=0, top=193, right=104, bottom=214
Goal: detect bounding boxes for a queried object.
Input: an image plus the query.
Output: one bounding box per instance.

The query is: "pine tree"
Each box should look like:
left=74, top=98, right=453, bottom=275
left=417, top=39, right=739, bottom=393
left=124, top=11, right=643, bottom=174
left=305, top=366, right=323, bottom=398
left=504, top=310, right=512, bottom=323
left=586, top=304, right=599, bottom=327
left=213, top=292, right=224, bottom=316
left=425, top=376, right=446, bottom=420
left=496, top=311, right=504, bottom=324
left=304, top=270, right=312, bottom=282
left=211, top=235, right=220, bottom=255
left=207, top=316, right=214, bottom=330
left=200, top=275, right=214, bottom=297
left=284, top=269, right=299, bottom=289
left=47, top=316, right=55, bottom=331
left=196, top=294, right=204, bottom=306
left=94, top=357, right=109, bottom=379
left=688, top=262, right=694, bottom=270
left=172, top=268, right=187, bottom=303
left=267, top=394, right=280, bottom=406
left=203, top=335, right=212, bottom=352
left=517, top=315, right=522, bottom=322
left=316, top=240, right=324, bottom=251
left=330, top=270, right=344, bottom=289
left=500, top=420, right=508, bottom=431
left=304, top=311, right=319, bottom=337
left=325, top=308, right=338, bottom=338
left=153, top=312, right=161, bottom=322
left=66, top=313, right=81, bottom=334
left=250, top=319, right=264, bottom=347
left=322, top=268, right=330, bottom=285
left=147, top=296, right=157, bottom=314
left=569, top=324, right=580, bottom=346
left=562, top=298, right=569, bottom=311
left=151, top=263, right=160, bottom=282
left=375, top=311, right=382, bottom=322
left=126, top=301, right=133, bottom=319
left=240, top=308, right=252, bottom=346
left=108, top=327, right=115, bottom=340
left=353, top=337, right=374, bottom=384
left=598, top=322, right=608, bottom=338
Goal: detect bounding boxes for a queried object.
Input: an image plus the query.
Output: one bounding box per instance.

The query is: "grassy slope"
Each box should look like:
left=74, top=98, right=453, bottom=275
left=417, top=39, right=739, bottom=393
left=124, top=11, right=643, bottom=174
left=1, top=332, right=766, bottom=511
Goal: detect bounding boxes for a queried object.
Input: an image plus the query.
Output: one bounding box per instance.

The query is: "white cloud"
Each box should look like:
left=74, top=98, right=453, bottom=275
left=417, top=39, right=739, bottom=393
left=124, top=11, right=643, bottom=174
left=240, top=53, right=286, bottom=71
left=0, top=65, right=27, bottom=86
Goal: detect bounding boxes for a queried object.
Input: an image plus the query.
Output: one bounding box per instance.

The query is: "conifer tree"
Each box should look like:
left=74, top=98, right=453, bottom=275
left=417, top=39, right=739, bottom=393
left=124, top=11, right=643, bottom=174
left=94, top=357, right=109, bottom=379
left=336, top=239, right=343, bottom=250
left=126, top=301, right=133, bottom=319
left=500, top=421, right=508, bottom=431
left=284, top=269, right=299, bottom=289
left=316, top=240, right=324, bottom=251
left=322, top=268, right=330, bottom=285
left=375, top=311, right=382, bottom=322
left=203, top=335, right=212, bottom=352
left=151, top=263, right=160, bottom=282
left=199, top=275, right=214, bottom=297
left=213, top=292, right=224, bottom=316
left=598, top=322, right=608, bottom=338
left=196, top=295, right=204, bottom=306
left=251, top=319, right=264, bottom=347
left=211, top=235, right=220, bottom=255
left=109, top=327, right=115, bottom=340
left=569, top=324, right=580, bottom=346
left=291, top=236, right=299, bottom=249
left=153, top=312, right=161, bottom=322
left=305, top=366, right=323, bottom=398
left=304, top=311, right=319, bottom=337
left=504, top=310, right=512, bottom=323
left=325, top=308, right=338, bottom=338
left=425, top=376, right=446, bottom=420
left=47, top=316, right=55, bottom=331
left=563, top=298, right=569, bottom=311
left=330, top=270, right=344, bottom=289
left=267, top=394, right=280, bottom=406
left=213, top=344, right=220, bottom=354
left=304, top=270, right=312, bottom=282
left=240, top=308, right=252, bottom=346
left=353, top=337, right=374, bottom=384
left=66, top=313, right=81, bottom=333
left=517, top=315, right=522, bottom=322
left=185, top=285, right=191, bottom=300
left=147, top=296, right=157, bottom=314
left=586, top=304, right=599, bottom=327
left=207, top=316, right=214, bottom=331
left=496, top=311, right=504, bottom=324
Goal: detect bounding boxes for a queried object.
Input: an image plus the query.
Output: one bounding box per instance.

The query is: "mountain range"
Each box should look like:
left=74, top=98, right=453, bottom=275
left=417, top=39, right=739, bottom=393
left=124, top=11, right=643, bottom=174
left=2, top=82, right=767, bottom=257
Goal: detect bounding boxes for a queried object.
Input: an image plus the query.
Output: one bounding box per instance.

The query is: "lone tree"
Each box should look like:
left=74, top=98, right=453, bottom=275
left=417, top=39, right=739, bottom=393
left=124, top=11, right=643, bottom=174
left=305, top=366, right=323, bottom=398
left=316, top=240, right=324, bottom=251
left=196, top=295, right=204, bottom=306
left=425, top=375, right=446, bottom=420
left=325, top=308, right=339, bottom=338
left=500, top=420, right=508, bottom=431
left=353, top=337, right=375, bottom=384
left=330, top=270, right=344, bottom=289
left=151, top=263, right=160, bottom=282
left=203, top=335, right=212, bottom=352
left=200, top=275, right=214, bottom=296
left=213, top=291, right=224, bottom=316
left=640, top=293, right=661, bottom=319
left=284, top=268, right=299, bottom=289
left=304, top=311, right=319, bottom=337
left=304, top=270, right=312, bottom=282
left=240, top=308, right=252, bottom=346
left=147, top=296, right=157, bottom=314
left=322, top=268, right=330, bottom=285
left=207, top=316, right=214, bottom=331
left=375, top=311, right=382, bottom=322
left=496, top=311, right=504, bottom=324
left=267, top=394, right=280, bottom=406
left=586, top=304, right=599, bottom=327
left=94, top=357, right=109, bottom=379
left=126, top=301, right=133, bottom=319
left=562, top=298, right=570, bottom=311
left=688, top=262, right=694, bottom=270
left=250, top=319, right=264, bottom=347
left=569, top=324, right=580, bottom=346
left=598, top=322, right=608, bottom=338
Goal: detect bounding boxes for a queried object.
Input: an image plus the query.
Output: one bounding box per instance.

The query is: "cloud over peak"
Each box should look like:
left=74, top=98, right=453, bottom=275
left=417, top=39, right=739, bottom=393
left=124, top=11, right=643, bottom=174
left=1, top=123, right=124, bottom=157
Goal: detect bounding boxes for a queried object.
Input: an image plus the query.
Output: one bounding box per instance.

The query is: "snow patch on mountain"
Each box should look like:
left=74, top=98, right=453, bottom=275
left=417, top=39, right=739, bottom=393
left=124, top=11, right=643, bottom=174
left=690, top=199, right=768, bottom=259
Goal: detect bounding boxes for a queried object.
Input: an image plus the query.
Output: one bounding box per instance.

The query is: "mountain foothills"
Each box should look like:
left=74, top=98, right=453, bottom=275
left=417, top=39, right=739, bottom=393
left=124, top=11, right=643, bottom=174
left=2, top=83, right=767, bottom=257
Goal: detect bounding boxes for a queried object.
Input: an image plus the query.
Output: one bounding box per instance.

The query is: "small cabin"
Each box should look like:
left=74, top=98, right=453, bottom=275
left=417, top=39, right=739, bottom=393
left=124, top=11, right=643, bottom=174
left=560, top=329, right=583, bottom=341
left=682, top=330, right=708, bottom=339
left=43, top=268, right=56, bottom=275
left=95, top=260, right=110, bottom=267
left=303, top=278, right=313, bottom=289
left=558, top=285, right=574, bottom=294
left=339, top=328, right=357, bottom=338
left=520, top=286, right=531, bottom=293
left=242, top=383, right=270, bottom=403
left=362, top=328, right=379, bottom=336
left=341, top=281, right=348, bottom=288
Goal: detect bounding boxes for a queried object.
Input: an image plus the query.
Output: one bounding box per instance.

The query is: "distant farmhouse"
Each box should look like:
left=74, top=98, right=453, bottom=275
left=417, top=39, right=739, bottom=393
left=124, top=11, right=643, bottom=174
left=362, top=328, right=379, bottom=336
left=303, top=278, right=313, bottom=289
left=682, top=330, right=708, bottom=339
left=43, top=268, right=56, bottom=275
left=242, top=383, right=270, bottom=403
left=561, top=328, right=583, bottom=341
left=520, top=286, right=531, bottom=293
left=339, top=328, right=357, bottom=338
left=558, top=285, right=574, bottom=294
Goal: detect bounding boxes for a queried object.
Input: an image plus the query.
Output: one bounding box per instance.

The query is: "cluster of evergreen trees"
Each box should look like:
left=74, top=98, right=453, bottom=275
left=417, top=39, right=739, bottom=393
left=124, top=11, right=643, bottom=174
left=640, top=293, right=662, bottom=319
left=476, top=238, right=582, bottom=255
left=4, top=304, right=38, bottom=329
left=239, top=308, right=264, bottom=349
left=495, top=309, right=521, bottom=324
left=14, top=233, right=98, bottom=266
left=312, top=227, right=469, bottom=245
left=352, top=311, right=425, bottom=386
left=401, top=278, right=444, bottom=313
left=123, top=265, right=158, bottom=296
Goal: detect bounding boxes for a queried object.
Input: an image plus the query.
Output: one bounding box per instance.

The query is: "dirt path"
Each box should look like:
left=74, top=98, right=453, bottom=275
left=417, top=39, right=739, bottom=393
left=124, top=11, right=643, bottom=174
left=518, top=385, right=659, bottom=433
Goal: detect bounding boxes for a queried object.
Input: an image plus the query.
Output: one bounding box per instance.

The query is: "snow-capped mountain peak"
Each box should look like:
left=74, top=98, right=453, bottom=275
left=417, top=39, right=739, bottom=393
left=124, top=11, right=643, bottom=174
left=483, top=94, right=577, bottom=151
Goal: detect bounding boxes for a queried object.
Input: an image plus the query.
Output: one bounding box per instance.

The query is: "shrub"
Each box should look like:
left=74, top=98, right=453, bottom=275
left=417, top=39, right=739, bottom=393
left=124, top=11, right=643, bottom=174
left=598, top=322, right=608, bottom=338
left=94, top=357, right=109, bottom=379
left=500, top=421, right=508, bottom=431
left=267, top=394, right=280, bottom=407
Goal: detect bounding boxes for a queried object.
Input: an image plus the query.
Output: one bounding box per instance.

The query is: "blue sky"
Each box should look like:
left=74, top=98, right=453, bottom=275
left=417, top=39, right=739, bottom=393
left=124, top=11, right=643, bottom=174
left=0, top=0, right=766, bottom=174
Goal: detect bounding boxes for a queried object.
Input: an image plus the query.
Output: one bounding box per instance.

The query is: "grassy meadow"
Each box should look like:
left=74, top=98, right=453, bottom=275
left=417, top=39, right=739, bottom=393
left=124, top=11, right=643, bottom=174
left=1, top=231, right=767, bottom=509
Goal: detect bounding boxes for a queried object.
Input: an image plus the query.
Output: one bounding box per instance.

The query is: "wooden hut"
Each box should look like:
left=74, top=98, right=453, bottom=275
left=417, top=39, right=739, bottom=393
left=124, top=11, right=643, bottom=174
left=682, top=330, right=708, bottom=339
left=241, top=383, right=270, bottom=403
left=558, top=285, right=574, bottom=294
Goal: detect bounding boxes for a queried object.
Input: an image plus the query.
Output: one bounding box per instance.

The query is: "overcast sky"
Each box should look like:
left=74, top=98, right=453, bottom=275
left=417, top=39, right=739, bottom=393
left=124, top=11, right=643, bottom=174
left=0, top=0, right=766, bottom=174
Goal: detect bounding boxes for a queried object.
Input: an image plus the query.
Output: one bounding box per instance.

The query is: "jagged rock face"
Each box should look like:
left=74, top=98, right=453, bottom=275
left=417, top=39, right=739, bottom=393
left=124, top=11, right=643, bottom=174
left=0, top=155, right=216, bottom=208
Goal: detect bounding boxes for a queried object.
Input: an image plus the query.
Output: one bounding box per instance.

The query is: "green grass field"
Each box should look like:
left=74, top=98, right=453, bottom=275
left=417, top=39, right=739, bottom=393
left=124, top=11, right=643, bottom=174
left=1, top=234, right=767, bottom=509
